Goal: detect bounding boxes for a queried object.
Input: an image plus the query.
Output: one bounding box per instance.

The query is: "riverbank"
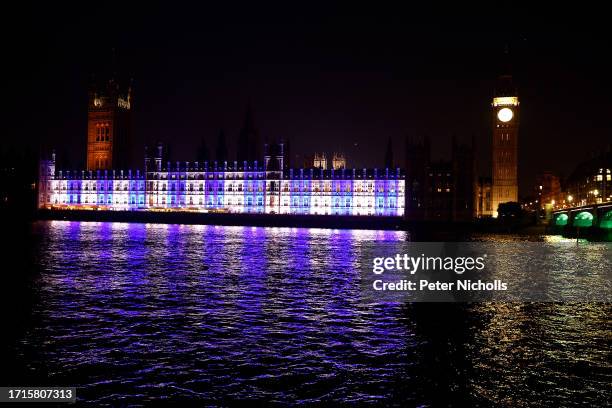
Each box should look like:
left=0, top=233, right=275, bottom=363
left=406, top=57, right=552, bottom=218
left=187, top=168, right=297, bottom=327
left=35, top=209, right=612, bottom=240
left=36, top=208, right=406, bottom=230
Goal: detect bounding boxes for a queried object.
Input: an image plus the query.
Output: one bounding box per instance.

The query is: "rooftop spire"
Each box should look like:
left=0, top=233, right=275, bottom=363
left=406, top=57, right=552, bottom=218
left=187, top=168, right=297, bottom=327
left=500, top=42, right=513, bottom=77
left=244, top=100, right=255, bottom=131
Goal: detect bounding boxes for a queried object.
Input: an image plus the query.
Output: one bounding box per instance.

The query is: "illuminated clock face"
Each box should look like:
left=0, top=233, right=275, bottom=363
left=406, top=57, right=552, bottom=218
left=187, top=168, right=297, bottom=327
left=497, top=107, right=513, bottom=122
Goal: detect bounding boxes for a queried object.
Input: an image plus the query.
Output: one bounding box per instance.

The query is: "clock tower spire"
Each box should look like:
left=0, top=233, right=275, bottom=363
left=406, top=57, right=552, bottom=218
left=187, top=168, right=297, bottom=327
left=86, top=75, right=133, bottom=171
left=491, top=72, right=519, bottom=217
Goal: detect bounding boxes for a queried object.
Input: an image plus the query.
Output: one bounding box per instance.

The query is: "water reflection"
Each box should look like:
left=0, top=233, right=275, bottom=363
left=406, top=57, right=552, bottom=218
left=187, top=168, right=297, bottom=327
left=9, top=221, right=610, bottom=405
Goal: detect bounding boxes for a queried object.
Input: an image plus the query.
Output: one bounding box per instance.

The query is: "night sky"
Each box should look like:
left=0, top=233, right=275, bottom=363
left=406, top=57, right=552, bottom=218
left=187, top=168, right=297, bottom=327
left=5, top=5, right=612, bottom=196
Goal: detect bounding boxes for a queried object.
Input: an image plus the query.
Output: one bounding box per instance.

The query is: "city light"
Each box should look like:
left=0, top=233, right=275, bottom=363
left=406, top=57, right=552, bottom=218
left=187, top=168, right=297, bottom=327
left=497, top=108, right=514, bottom=122
left=39, top=159, right=406, bottom=217
left=492, top=96, right=519, bottom=106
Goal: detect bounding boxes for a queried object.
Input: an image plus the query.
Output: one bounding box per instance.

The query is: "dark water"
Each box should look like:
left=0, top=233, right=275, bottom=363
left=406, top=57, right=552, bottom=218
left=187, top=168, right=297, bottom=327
left=3, top=221, right=610, bottom=406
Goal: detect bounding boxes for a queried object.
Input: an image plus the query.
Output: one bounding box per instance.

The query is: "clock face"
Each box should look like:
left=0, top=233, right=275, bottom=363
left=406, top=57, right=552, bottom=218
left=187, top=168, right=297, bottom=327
left=497, top=107, right=513, bottom=122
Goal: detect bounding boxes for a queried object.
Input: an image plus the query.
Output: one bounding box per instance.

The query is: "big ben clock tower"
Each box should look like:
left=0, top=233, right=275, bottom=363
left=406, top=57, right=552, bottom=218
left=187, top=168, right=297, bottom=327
left=491, top=74, right=519, bottom=217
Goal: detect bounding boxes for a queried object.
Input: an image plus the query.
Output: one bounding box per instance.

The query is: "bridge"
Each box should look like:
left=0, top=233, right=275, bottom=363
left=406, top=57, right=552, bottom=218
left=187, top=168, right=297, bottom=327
left=551, top=202, right=612, bottom=230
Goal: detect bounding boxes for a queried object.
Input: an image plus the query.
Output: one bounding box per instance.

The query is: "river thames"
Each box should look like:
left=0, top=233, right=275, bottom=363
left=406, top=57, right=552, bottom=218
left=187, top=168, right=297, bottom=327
left=3, top=221, right=610, bottom=406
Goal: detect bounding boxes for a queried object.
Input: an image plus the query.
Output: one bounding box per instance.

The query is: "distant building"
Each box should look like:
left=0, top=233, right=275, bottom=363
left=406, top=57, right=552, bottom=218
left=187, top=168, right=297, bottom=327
left=405, top=136, right=430, bottom=220
left=476, top=177, right=493, bottom=217
left=237, top=105, right=261, bottom=163
left=42, top=102, right=404, bottom=216
left=452, top=138, right=477, bottom=221
left=39, top=147, right=404, bottom=216
left=405, top=136, right=476, bottom=221
left=86, top=77, right=132, bottom=171
left=535, top=172, right=561, bottom=208
left=306, top=152, right=346, bottom=170
left=332, top=153, right=346, bottom=170
left=426, top=160, right=454, bottom=220
left=312, top=153, right=328, bottom=169
left=560, top=151, right=612, bottom=208
left=491, top=74, right=519, bottom=217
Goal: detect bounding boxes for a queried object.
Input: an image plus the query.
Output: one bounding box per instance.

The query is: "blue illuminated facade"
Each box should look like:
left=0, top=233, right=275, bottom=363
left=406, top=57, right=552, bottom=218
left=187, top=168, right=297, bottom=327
left=39, top=149, right=405, bottom=216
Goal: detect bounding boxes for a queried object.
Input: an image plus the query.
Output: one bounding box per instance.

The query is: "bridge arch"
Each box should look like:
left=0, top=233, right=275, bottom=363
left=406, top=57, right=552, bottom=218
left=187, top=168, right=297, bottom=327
left=554, top=213, right=568, bottom=226
left=573, top=211, right=594, bottom=227
left=600, top=210, right=612, bottom=229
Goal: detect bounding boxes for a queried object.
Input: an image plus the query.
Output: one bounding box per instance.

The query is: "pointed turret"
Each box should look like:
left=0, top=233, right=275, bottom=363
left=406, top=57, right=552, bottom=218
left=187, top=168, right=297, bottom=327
left=384, top=136, right=394, bottom=169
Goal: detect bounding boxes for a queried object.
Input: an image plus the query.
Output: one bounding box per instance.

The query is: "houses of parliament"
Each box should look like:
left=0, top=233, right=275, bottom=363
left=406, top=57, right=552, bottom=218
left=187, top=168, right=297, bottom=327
left=38, top=72, right=519, bottom=220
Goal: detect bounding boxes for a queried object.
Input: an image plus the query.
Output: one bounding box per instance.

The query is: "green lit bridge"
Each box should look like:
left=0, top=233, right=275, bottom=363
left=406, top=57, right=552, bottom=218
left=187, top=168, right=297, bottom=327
left=551, top=203, right=612, bottom=231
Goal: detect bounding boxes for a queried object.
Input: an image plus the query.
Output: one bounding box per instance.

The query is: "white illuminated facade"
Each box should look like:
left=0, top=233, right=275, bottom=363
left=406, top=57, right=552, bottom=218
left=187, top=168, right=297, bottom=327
left=39, top=152, right=405, bottom=217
